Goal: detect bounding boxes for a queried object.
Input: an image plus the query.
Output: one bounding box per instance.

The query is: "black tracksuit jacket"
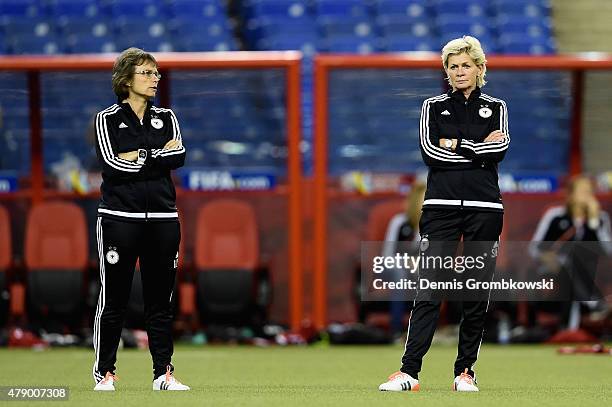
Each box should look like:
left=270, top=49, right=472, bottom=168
left=419, top=87, right=510, bottom=212
left=94, top=101, right=186, bottom=221
left=531, top=205, right=612, bottom=248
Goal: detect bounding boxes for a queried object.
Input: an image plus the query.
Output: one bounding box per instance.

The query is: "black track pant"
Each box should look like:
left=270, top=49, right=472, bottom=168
left=400, top=209, right=503, bottom=379
left=92, top=217, right=180, bottom=382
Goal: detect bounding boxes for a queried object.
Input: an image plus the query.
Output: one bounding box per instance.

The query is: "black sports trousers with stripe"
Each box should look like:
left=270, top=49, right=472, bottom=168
left=92, top=217, right=180, bottom=382
left=400, top=209, right=503, bottom=379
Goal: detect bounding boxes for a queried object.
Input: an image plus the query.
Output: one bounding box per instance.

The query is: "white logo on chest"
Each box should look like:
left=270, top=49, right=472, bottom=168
left=106, top=248, right=119, bottom=265
left=479, top=107, right=492, bottom=118
left=151, top=118, right=164, bottom=129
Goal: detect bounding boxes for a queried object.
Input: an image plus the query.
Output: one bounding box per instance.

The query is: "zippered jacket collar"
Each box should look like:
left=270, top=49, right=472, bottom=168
left=117, top=99, right=153, bottom=125
left=448, top=86, right=481, bottom=104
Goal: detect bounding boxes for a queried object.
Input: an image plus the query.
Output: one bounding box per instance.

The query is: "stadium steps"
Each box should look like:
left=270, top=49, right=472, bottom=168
left=582, top=72, right=612, bottom=173
left=551, top=0, right=612, bottom=173
left=551, top=0, right=612, bottom=52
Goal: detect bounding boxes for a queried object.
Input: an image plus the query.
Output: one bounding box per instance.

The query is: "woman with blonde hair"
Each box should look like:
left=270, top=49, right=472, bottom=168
left=379, top=36, right=510, bottom=393
left=385, top=181, right=426, bottom=335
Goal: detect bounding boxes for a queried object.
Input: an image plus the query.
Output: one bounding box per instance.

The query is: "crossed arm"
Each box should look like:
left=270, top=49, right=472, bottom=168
left=420, top=97, right=510, bottom=166
left=118, top=139, right=182, bottom=161
left=439, top=129, right=507, bottom=151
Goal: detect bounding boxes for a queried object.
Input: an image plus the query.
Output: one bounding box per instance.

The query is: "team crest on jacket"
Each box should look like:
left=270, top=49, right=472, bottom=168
left=106, top=247, right=119, bottom=265
left=420, top=236, right=430, bottom=252
left=151, top=118, right=164, bottom=129
left=478, top=107, right=492, bottom=118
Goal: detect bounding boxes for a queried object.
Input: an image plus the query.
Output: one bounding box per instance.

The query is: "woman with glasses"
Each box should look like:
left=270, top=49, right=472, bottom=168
left=92, top=48, right=189, bottom=391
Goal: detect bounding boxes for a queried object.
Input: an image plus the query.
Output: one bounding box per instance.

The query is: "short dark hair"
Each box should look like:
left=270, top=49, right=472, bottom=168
left=112, top=47, right=158, bottom=100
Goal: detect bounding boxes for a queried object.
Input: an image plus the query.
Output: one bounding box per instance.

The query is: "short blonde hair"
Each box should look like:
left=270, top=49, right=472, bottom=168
left=112, top=47, right=158, bottom=100
left=567, top=175, right=594, bottom=196
left=441, top=36, right=487, bottom=88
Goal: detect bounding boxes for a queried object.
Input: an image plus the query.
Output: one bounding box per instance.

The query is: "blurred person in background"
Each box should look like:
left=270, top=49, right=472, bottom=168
left=385, top=181, right=427, bottom=251
left=355, top=182, right=425, bottom=338
left=92, top=48, right=189, bottom=391
left=379, top=36, right=510, bottom=393
left=529, top=175, right=611, bottom=330
left=382, top=181, right=426, bottom=337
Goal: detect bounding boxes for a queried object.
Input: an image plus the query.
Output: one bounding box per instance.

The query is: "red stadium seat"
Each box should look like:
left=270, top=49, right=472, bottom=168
left=24, top=201, right=88, bottom=330
left=194, top=199, right=269, bottom=325
left=0, top=204, right=10, bottom=271
left=25, top=202, right=88, bottom=270
left=177, top=214, right=196, bottom=320
left=0, top=205, right=25, bottom=324
left=195, top=200, right=259, bottom=270
left=0, top=205, right=11, bottom=325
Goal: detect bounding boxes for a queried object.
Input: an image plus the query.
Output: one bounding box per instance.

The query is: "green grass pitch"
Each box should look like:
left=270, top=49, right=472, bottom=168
left=0, top=344, right=610, bottom=406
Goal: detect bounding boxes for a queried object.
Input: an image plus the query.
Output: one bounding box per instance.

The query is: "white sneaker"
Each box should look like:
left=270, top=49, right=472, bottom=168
left=453, top=369, right=479, bottom=392
left=378, top=371, right=420, bottom=392
left=94, top=372, right=118, bottom=391
left=152, top=366, right=190, bottom=391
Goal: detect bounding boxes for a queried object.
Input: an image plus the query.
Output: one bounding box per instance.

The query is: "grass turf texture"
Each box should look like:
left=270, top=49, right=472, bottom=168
left=0, top=344, right=610, bottom=406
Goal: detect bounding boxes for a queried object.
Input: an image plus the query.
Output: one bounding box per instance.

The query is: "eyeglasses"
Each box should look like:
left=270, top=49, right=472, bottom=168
left=134, top=70, right=162, bottom=79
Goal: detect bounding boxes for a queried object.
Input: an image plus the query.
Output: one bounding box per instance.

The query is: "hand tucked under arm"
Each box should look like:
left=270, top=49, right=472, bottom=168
left=453, top=129, right=510, bottom=162
left=148, top=138, right=186, bottom=171
left=118, top=151, right=138, bottom=161
left=163, top=139, right=182, bottom=150
left=484, top=129, right=507, bottom=143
